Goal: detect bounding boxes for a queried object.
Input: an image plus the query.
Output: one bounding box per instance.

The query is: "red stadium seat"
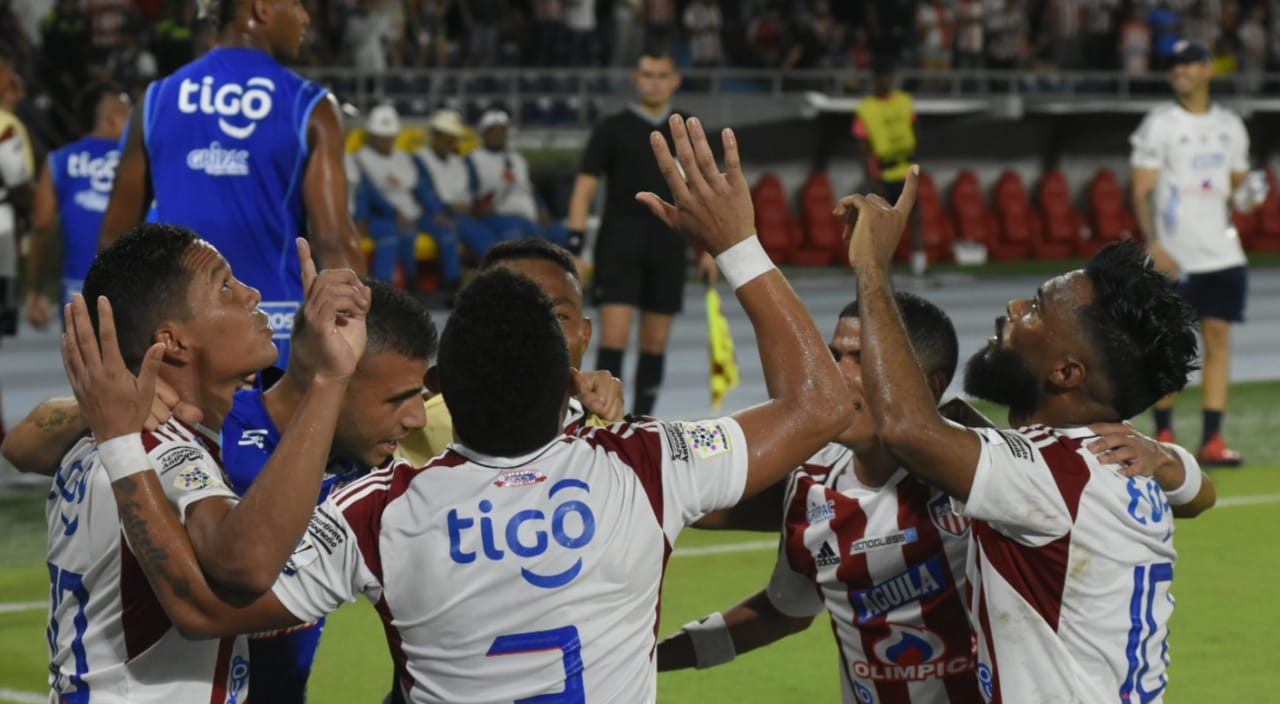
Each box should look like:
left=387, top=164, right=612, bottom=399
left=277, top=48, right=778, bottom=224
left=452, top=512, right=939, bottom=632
left=948, top=170, right=998, bottom=249
left=1250, top=169, right=1280, bottom=253
left=751, top=173, right=802, bottom=264
left=896, top=169, right=955, bottom=263
left=1035, top=170, right=1086, bottom=259
left=992, top=170, right=1038, bottom=260
left=1083, top=169, right=1136, bottom=257
left=795, top=172, right=846, bottom=266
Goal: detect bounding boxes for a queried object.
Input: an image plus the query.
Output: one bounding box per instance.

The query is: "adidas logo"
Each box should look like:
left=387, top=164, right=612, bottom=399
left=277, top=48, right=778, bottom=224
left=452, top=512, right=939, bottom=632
left=815, top=541, right=840, bottom=567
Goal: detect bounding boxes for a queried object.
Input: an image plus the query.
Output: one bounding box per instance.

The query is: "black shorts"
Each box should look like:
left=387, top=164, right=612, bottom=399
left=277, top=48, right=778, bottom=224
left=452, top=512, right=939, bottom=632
left=1178, top=265, right=1247, bottom=323
left=591, top=219, right=687, bottom=314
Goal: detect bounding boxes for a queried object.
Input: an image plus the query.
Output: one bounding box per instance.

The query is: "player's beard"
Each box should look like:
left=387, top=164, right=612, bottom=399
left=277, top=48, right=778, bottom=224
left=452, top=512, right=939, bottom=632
left=963, top=344, right=1041, bottom=423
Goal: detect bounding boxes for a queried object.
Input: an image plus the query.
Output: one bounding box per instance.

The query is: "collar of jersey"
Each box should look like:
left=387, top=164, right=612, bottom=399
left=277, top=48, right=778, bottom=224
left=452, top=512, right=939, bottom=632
left=446, top=398, right=585, bottom=469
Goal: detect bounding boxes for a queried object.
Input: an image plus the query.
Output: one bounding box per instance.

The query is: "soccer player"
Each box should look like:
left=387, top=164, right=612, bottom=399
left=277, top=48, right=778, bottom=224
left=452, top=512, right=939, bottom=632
left=840, top=169, right=1210, bottom=701
left=67, top=115, right=853, bottom=702
left=48, top=224, right=369, bottom=702
left=1130, top=38, right=1262, bottom=466
left=567, top=49, right=718, bottom=416
left=25, top=84, right=130, bottom=328
left=395, top=236, right=622, bottom=466
left=99, top=0, right=366, bottom=367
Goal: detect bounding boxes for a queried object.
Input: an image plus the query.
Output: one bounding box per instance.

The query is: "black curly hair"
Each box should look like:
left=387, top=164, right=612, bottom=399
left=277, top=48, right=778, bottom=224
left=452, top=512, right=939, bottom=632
left=481, top=238, right=579, bottom=283
left=437, top=268, right=570, bottom=456
left=839, top=291, right=959, bottom=385
left=1080, top=239, right=1200, bottom=419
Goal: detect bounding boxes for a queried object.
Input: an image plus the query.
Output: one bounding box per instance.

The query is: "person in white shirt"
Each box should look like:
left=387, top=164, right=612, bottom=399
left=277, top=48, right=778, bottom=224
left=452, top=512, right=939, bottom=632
left=0, top=57, right=33, bottom=448
left=69, top=116, right=853, bottom=704
left=415, top=109, right=496, bottom=258
left=467, top=110, right=569, bottom=249
left=349, top=104, right=463, bottom=296
left=840, top=171, right=1210, bottom=703
left=1130, top=39, right=1264, bottom=466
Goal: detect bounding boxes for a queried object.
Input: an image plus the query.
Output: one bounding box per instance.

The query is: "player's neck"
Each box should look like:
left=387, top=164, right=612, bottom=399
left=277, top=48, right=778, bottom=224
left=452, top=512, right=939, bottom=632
left=1177, top=92, right=1211, bottom=114
left=263, top=367, right=307, bottom=433
left=1012, top=395, right=1121, bottom=429
left=217, top=24, right=275, bottom=56
left=851, top=446, right=899, bottom=488
left=636, top=100, right=671, bottom=118
left=163, top=369, right=235, bottom=433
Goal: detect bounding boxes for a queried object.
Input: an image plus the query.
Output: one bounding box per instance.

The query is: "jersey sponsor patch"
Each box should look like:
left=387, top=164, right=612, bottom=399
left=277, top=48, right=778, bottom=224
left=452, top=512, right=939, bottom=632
left=283, top=535, right=319, bottom=575
left=852, top=623, right=977, bottom=682
left=663, top=423, right=690, bottom=462
left=806, top=499, right=836, bottom=524
left=681, top=421, right=731, bottom=460
left=173, top=465, right=216, bottom=491
left=929, top=493, right=969, bottom=537
left=848, top=527, right=919, bottom=555
left=186, top=141, right=250, bottom=176
left=996, top=430, right=1033, bottom=463
left=157, top=445, right=206, bottom=475
left=306, top=508, right=348, bottom=554
left=851, top=555, right=948, bottom=623
left=814, top=540, right=840, bottom=567
left=494, top=469, right=548, bottom=488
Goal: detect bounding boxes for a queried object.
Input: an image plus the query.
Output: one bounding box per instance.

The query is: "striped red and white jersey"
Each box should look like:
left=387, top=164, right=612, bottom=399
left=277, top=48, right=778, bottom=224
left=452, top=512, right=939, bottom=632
left=957, top=426, right=1178, bottom=703
left=767, top=444, right=980, bottom=704
left=271, top=417, right=749, bottom=703
left=45, top=421, right=249, bottom=703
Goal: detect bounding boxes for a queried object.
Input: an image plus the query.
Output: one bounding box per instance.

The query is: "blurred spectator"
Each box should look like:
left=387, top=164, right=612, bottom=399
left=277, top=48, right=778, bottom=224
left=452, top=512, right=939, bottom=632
left=986, top=0, right=1030, bottom=69
left=1042, top=0, right=1086, bottom=69
left=809, top=0, right=846, bottom=68
left=40, top=0, right=92, bottom=138
left=408, top=0, right=451, bottom=67
left=463, top=0, right=504, bottom=66
left=684, top=0, right=723, bottom=67
left=0, top=58, right=34, bottom=401
left=1150, top=2, right=1181, bottom=69
left=0, top=0, right=34, bottom=64
left=866, top=0, right=915, bottom=61
left=916, top=0, right=952, bottom=71
left=151, top=0, right=195, bottom=76
left=347, top=0, right=395, bottom=75
left=1119, top=3, right=1153, bottom=73
left=565, top=0, right=597, bottom=66
left=1269, top=0, right=1280, bottom=69
left=612, top=0, right=644, bottom=66
left=468, top=110, right=569, bottom=249
left=1237, top=5, right=1266, bottom=78
left=416, top=109, right=499, bottom=260
left=532, top=0, right=566, bottom=65
left=643, top=0, right=677, bottom=53
left=104, top=16, right=158, bottom=101
left=953, top=0, right=985, bottom=69
left=86, top=0, right=131, bottom=62
left=1083, top=0, right=1120, bottom=69
left=780, top=8, right=824, bottom=73
left=1211, top=34, right=1238, bottom=73
left=1182, top=1, right=1221, bottom=50
left=747, top=3, right=786, bottom=67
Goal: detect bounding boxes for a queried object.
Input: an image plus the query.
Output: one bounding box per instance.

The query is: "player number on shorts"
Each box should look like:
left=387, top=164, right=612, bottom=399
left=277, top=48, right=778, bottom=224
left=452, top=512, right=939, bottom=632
left=487, top=625, right=585, bottom=703
left=46, top=562, right=91, bottom=703
left=1120, top=562, right=1173, bottom=703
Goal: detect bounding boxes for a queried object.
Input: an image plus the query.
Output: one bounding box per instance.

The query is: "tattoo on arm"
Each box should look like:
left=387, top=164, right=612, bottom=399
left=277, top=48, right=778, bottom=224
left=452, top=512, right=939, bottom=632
left=113, top=477, right=194, bottom=599
left=34, top=407, right=81, bottom=430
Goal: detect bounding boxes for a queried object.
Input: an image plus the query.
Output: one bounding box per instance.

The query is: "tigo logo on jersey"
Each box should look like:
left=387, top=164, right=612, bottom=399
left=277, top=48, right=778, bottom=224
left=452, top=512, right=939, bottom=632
left=66, top=149, right=119, bottom=192
left=807, top=499, right=836, bottom=524
left=227, top=655, right=249, bottom=704
left=448, top=478, right=596, bottom=589
left=851, top=556, right=948, bottom=622
left=186, top=141, right=250, bottom=176
left=494, top=469, right=548, bottom=488
left=929, top=494, right=969, bottom=537
left=681, top=421, right=731, bottom=460
left=853, top=623, right=976, bottom=682
left=178, top=75, right=276, bottom=139
left=814, top=541, right=840, bottom=567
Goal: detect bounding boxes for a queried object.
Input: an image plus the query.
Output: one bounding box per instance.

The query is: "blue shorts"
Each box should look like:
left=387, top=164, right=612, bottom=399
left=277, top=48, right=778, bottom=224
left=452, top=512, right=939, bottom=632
left=1178, top=266, right=1247, bottom=323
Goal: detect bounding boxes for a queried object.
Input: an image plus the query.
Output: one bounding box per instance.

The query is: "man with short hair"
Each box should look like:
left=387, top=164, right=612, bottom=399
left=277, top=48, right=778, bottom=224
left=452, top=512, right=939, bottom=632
left=99, top=0, right=367, bottom=368
left=26, top=84, right=130, bottom=329
left=48, top=224, right=370, bottom=702
left=842, top=169, right=1208, bottom=701
left=1131, top=38, right=1261, bottom=466
left=468, top=109, right=569, bottom=247
left=64, top=116, right=854, bottom=702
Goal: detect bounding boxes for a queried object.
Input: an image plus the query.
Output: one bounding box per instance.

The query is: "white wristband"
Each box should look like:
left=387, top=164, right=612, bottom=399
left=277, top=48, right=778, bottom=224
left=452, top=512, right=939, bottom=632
left=96, top=433, right=154, bottom=482
left=683, top=611, right=736, bottom=669
left=714, top=235, right=776, bottom=291
left=1162, top=443, right=1203, bottom=506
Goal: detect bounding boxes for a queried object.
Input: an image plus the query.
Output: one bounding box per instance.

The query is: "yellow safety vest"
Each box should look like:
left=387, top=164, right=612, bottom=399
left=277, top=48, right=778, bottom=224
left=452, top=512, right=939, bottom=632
left=855, top=91, right=916, bottom=183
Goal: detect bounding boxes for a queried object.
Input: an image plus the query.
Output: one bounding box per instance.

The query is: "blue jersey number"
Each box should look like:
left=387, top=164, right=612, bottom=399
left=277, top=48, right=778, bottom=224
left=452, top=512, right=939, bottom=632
left=46, top=562, right=91, bottom=703
left=487, top=625, right=585, bottom=703
left=1120, top=562, right=1174, bottom=703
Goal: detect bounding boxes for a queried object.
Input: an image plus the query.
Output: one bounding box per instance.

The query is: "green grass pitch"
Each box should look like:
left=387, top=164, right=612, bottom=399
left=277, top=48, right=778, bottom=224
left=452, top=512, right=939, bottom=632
left=2, top=382, right=1278, bottom=703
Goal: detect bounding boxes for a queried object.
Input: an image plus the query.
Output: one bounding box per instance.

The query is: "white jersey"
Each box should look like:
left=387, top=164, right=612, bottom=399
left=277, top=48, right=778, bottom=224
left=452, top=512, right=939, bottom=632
left=468, top=148, right=540, bottom=221
left=955, top=426, right=1178, bottom=703
left=272, top=417, right=749, bottom=703
left=352, top=146, right=425, bottom=221
left=415, top=148, right=472, bottom=208
left=45, top=421, right=249, bottom=704
left=1129, top=102, right=1249, bottom=273
left=766, top=445, right=980, bottom=704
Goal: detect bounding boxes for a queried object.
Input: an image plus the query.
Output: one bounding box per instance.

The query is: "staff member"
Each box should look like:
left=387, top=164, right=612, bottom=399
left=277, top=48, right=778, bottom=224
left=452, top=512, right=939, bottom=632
left=567, top=49, right=715, bottom=416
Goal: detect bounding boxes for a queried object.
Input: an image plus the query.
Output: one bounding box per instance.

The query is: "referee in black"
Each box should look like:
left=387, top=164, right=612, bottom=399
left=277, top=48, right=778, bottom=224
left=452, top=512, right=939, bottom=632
left=566, top=49, right=717, bottom=416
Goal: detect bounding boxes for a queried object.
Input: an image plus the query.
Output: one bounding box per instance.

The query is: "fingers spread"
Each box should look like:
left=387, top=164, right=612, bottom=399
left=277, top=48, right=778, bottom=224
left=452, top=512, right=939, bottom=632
left=686, top=118, right=723, bottom=188
left=648, top=131, right=692, bottom=206
left=668, top=115, right=709, bottom=195
left=635, top=192, right=678, bottom=228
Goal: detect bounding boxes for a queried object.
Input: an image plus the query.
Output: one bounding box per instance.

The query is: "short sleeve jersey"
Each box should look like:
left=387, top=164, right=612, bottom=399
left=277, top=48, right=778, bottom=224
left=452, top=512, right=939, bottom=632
left=1129, top=102, right=1249, bottom=272
left=272, top=417, right=749, bottom=703
left=45, top=421, right=248, bottom=703
left=578, top=106, right=687, bottom=228
left=955, top=426, right=1178, bottom=703
left=766, top=444, right=980, bottom=704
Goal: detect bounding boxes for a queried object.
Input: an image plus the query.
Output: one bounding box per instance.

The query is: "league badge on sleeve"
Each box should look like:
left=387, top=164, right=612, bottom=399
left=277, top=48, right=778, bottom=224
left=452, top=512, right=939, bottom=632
left=680, top=421, right=731, bottom=460
left=929, top=493, right=969, bottom=537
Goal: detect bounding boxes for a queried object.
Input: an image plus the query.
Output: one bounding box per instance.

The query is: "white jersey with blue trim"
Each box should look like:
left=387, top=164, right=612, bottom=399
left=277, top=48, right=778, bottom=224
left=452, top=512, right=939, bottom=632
left=45, top=421, right=248, bottom=703
left=954, top=426, right=1179, bottom=704
left=271, top=417, right=749, bottom=703
left=1129, top=101, right=1249, bottom=273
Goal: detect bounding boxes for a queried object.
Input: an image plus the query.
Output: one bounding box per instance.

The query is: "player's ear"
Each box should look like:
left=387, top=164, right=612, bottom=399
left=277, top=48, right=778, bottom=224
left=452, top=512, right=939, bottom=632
left=1048, top=354, right=1087, bottom=391
left=925, top=370, right=949, bottom=402
left=153, top=324, right=190, bottom=365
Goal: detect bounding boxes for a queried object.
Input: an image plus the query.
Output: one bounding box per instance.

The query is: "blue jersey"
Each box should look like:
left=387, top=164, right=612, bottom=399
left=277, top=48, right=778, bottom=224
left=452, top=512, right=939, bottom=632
left=142, top=47, right=330, bottom=365
left=48, top=136, right=117, bottom=303
left=222, top=389, right=369, bottom=703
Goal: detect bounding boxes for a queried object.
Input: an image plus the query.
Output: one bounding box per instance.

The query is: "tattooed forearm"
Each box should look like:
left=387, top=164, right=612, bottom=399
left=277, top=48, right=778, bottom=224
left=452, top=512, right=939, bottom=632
left=34, top=407, right=80, bottom=430
left=113, top=483, right=195, bottom=601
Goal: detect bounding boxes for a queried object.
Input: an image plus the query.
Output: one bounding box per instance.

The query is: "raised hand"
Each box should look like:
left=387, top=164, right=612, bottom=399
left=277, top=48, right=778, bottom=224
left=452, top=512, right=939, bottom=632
left=146, top=376, right=203, bottom=432
left=1086, top=421, right=1180, bottom=479
left=636, top=116, right=755, bottom=256
left=295, top=238, right=371, bottom=382
left=571, top=369, right=625, bottom=422
left=61, top=294, right=166, bottom=441
left=834, top=165, right=919, bottom=270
